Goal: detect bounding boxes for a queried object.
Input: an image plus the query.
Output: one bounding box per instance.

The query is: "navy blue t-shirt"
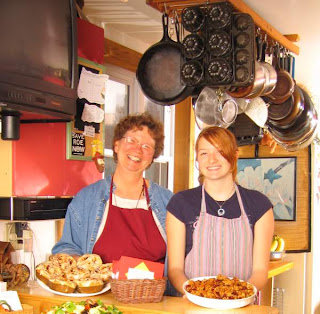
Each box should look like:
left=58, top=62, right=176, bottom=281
left=166, top=184, right=273, bottom=256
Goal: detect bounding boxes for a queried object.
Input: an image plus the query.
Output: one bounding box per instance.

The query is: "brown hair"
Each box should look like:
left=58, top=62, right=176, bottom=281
left=196, top=126, right=239, bottom=183
left=113, top=112, right=165, bottom=162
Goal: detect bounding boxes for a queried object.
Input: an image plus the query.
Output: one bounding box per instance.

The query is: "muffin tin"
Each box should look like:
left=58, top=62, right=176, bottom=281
left=232, top=13, right=255, bottom=86
left=180, top=1, right=255, bottom=88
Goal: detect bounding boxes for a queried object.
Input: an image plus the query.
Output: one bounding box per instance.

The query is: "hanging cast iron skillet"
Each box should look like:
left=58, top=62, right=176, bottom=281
left=136, top=13, right=194, bottom=105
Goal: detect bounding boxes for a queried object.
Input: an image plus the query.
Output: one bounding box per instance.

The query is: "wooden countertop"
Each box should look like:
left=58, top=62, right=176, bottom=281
left=13, top=261, right=293, bottom=314
left=15, top=282, right=278, bottom=314
left=268, top=260, right=294, bottom=278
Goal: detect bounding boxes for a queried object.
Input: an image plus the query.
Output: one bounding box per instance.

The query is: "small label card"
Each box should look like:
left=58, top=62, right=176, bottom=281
left=0, top=291, right=23, bottom=311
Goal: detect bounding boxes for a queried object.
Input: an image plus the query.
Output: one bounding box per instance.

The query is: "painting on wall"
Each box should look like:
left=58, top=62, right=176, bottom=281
left=237, top=157, right=297, bottom=221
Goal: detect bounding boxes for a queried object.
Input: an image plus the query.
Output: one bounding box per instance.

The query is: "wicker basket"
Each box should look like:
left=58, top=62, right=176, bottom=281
left=111, top=278, right=167, bottom=303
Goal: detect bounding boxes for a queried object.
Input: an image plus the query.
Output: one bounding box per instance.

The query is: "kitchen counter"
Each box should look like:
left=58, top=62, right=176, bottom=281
left=13, top=261, right=293, bottom=314
left=268, top=260, right=294, bottom=278
left=15, top=282, right=278, bottom=314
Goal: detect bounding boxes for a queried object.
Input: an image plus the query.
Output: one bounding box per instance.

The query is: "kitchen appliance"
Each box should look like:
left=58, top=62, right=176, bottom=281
left=0, top=197, right=72, bottom=221
left=0, top=0, right=78, bottom=140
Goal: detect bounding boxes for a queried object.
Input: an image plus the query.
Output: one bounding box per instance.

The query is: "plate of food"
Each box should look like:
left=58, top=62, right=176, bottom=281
left=183, top=275, right=257, bottom=310
left=36, top=253, right=112, bottom=297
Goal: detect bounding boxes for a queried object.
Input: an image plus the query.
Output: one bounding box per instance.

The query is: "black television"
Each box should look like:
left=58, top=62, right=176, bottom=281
left=0, top=0, right=78, bottom=129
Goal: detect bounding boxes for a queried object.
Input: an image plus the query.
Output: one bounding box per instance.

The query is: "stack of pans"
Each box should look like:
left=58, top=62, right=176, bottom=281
left=266, top=85, right=319, bottom=151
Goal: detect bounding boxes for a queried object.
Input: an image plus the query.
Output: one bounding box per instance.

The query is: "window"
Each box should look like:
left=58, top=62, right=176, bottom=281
left=103, top=64, right=174, bottom=190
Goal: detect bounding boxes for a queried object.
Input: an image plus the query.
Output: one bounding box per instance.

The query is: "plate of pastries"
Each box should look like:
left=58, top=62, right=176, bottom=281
left=183, top=274, right=257, bottom=310
left=36, top=253, right=112, bottom=296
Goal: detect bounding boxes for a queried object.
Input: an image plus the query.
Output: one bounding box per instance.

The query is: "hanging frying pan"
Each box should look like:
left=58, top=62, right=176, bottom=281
left=268, top=87, right=318, bottom=142
left=264, top=46, right=295, bottom=104
left=266, top=85, right=305, bottom=128
left=136, top=13, right=193, bottom=105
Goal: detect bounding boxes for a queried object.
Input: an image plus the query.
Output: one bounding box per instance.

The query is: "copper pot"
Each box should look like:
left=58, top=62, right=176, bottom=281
left=264, top=46, right=294, bottom=104
left=267, top=87, right=318, bottom=143
left=266, top=85, right=304, bottom=128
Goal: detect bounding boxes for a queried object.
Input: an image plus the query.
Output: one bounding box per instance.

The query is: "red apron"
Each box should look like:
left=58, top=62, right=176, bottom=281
left=93, top=178, right=166, bottom=263
left=185, top=184, right=253, bottom=280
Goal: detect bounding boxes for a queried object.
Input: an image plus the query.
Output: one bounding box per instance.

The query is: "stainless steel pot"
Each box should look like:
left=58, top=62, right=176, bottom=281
left=268, top=87, right=318, bottom=150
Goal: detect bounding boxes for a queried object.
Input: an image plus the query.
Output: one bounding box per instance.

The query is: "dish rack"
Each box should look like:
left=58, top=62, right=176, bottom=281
left=110, top=278, right=167, bottom=304
left=273, top=287, right=285, bottom=314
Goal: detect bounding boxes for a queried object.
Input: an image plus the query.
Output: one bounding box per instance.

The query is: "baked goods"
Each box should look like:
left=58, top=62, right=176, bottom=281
left=185, top=275, right=255, bottom=299
left=48, top=277, right=77, bottom=294
left=36, top=253, right=112, bottom=294
left=93, top=263, right=112, bottom=282
left=75, top=278, right=105, bottom=293
left=77, top=254, right=103, bottom=270
left=49, top=253, right=77, bottom=270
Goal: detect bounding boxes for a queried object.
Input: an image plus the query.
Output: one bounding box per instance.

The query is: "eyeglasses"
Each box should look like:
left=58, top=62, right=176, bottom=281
left=122, top=136, right=155, bottom=155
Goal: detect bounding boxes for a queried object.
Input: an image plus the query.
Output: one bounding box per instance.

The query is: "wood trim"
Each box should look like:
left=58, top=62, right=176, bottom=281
left=104, top=39, right=142, bottom=73
left=55, top=220, right=64, bottom=242
left=268, top=261, right=294, bottom=278
left=238, top=145, right=311, bottom=252
left=284, top=34, right=300, bottom=43
left=146, top=0, right=300, bottom=54
left=173, top=97, right=195, bottom=193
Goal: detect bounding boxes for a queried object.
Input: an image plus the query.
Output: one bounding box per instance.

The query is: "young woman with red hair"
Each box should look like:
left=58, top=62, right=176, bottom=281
left=166, top=126, right=274, bottom=295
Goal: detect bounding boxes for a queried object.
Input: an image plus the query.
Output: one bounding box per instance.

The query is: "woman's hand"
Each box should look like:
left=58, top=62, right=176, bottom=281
left=166, top=212, right=188, bottom=295
left=249, top=208, right=274, bottom=290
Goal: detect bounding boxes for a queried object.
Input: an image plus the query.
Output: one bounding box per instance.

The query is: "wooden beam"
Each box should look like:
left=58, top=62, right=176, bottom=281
left=146, top=0, right=300, bottom=55
left=104, top=38, right=142, bottom=73
left=284, top=34, right=300, bottom=43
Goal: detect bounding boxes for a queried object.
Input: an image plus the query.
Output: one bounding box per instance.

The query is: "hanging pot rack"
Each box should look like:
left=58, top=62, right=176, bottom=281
left=146, top=0, right=300, bottom=55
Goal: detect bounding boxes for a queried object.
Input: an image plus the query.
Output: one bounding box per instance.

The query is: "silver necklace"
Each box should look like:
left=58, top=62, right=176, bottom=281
left=113, top=184, right=144, bottom=208
left=212, top=188, right=235, bottom=217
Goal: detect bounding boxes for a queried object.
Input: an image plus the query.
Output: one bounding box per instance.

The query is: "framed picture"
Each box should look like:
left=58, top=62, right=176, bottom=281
left=237, top=157, right=297, bottom=221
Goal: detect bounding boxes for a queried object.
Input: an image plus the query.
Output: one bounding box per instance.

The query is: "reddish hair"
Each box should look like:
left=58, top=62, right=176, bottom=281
left=112, top=112, right=164, bottom=162
left=195, top=127, right=239, bottom=183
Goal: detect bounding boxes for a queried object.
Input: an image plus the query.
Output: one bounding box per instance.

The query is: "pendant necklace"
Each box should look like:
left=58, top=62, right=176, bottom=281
left=114, top=183, right=144, bottom=208
left=212, top=188, right=235, bottom=217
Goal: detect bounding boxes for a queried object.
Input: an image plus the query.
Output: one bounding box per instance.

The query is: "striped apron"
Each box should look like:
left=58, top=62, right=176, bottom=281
left=185, top=184, right=253, bottom=280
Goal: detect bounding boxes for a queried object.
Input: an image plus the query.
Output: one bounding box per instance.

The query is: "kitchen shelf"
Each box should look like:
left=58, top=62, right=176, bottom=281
left=146, top=0, right=300, bottom=55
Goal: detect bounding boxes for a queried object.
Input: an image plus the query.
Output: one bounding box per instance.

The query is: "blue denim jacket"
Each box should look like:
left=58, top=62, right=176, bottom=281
left=52, top=175, right=173, bottom=282
left=52, top=175, right=173, bottom=255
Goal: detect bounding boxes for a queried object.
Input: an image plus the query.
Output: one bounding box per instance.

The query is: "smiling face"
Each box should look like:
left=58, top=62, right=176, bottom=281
left=114, top=126, right=155, bottom=174
left=197, top=137, right=234, bottom=182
